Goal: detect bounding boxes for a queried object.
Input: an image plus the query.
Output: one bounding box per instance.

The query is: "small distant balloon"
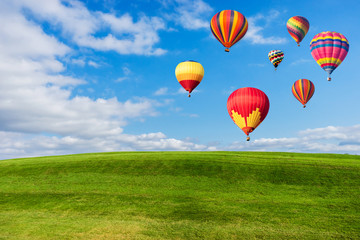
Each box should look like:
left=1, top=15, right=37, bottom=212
left=268, top=50, right=284, bottom=70
left=210, top=10, right=248, bottom=52
left=310, top=31, right=349, bottom=81
left=175, top=61, right=204, bottom=97
left=292, top=79, right=315, bottom=108
left=227, top=87, right=270, bottom=141
left=286, top=16, right=309, bottom=46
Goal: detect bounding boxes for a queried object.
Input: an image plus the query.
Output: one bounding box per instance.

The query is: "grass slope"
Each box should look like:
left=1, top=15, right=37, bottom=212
left=0, top=151, right=359, bottom=239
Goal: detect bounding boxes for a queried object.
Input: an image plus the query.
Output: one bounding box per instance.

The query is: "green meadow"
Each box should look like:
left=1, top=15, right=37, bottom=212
left=0, top=152, right=359, bottom=239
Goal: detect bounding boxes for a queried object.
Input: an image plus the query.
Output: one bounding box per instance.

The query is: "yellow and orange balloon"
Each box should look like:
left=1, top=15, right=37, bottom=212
left=175, top=61, right=204, bottom=97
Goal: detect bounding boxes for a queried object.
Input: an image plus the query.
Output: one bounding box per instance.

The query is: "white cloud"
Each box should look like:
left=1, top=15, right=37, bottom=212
left=244, top=10, right=287, bottom=45
left=3, top=124, right=360, bottom=160
left=15, top=0, right=167, bottom=55
left=162, top=0, right=213, bottom=30
left=0, top=2, right=70, bottom=58
left=154, top=87, right=169, bottom=96
left=71, top=58, right=86, bottom=66
left=299, top=125, right=360, bottom=141
left=0, top=131, right=210, bottom=160
left=226, top=125, right=360, bottom=154
left=0, top=0, right=216, bottom=160
left=80, top=13, right=167, bottom=55
left=88, top=60, right=100, bottom=68
left=0, top=0, right=176, bottom=158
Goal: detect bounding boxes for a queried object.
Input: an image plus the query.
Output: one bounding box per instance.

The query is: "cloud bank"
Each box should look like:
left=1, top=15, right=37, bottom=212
left=226, top=125, right=360, bottom=154
left=0, top=0, right=214, bottom=160
left=2, top=125, right=360, bottom=160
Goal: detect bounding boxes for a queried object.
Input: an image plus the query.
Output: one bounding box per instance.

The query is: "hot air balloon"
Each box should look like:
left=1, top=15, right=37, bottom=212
left=175, top=60, right=204, bottom=97
left=210, top=10, right=248, bottom=52
left=292, top=79, right=315, bottom=108
left=268, top=50, right=284, bottom=70
left=227, top=87, right=270, bottom=141
left=286, top=16, right=309, bottom=46
left=310, top=31, right=349, bottom=81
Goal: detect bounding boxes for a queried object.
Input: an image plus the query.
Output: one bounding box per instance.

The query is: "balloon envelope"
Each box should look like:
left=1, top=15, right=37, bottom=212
left=287, top=16, right=309, bottom=46
left=227, top=87, right=270, bottom=140
left=210, top=10, right=248, bottom=52
left=175, top=61, right=204, bottom=97
left=268, top=50, right=284, bottom=70
left=310, top=31, right=349, bottom=81
left=292, top=79, right=315, bottom=108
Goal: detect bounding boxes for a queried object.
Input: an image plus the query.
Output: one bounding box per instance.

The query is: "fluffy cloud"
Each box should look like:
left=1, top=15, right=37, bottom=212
left=154, top=87, right=169, bottom=96
left=244, top=10, right=287, bottom=45
left=0, top=0, right=216, bottom=160
left=226, top=125, right=360, bottom=154
left=162, top=0, right=213, bottom=30
left=0, top=2, right=160, bottom=137
left=0, top=3, right=70, bottom=59
left=0, top=131, right=210, bottom=159
left=3, top=124, right=360, bottom=160
left=0, top=0, right=177, bottom=159
left=14, top=0, right=166, bottom=55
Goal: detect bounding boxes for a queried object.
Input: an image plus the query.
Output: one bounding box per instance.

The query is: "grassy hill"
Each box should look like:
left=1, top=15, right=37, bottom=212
left=0, top=151, right=359, bottom=239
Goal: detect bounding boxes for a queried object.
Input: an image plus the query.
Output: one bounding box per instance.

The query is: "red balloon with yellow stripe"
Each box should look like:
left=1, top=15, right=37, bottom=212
left=292, top=79, right=315, bottom=108
left=227, top=87, right=270, bottom=141
left=175, top=61, right=204, bottom=97
left=210, top=10, right=248, bottom=52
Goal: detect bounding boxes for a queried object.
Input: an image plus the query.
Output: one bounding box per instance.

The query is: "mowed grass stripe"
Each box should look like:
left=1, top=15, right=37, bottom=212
left=0, top=151, right=359, bottom=239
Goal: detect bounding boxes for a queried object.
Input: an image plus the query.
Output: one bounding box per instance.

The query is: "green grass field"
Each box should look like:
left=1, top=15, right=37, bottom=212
left=0, top=151, right=359, bottom=239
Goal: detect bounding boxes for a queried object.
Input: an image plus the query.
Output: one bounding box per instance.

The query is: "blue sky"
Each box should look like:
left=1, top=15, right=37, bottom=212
left=0, top=0, right=360, bottom=159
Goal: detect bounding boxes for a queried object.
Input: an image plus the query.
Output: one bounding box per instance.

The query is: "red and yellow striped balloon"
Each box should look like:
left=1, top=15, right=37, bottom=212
left=175, top=61, right=204, bottom=97
left=210, top=10, right=248, bottom=52
left=227, top=87, right=270, bottom=141
left=292, top=79, right=315, bottom=108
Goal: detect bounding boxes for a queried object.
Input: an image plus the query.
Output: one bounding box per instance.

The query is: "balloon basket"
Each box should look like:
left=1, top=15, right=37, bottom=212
left=246, top=136, right=250, bottom=141
left=225, top=48, right=229, bottom=52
